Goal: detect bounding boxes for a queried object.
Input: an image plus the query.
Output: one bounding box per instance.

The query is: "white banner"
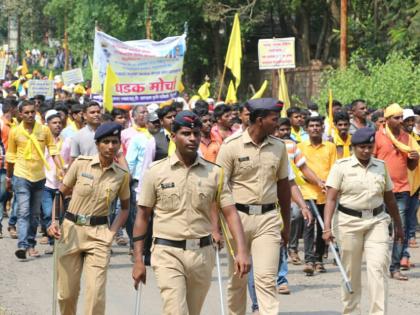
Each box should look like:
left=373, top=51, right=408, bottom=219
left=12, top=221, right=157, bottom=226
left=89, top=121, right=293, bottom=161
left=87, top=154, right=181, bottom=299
left=62, top=68, right=84, bottom=86
left=92, top=30, right=186, bottom=105
left=258, top=38, right=296, bottom=70
left=28, top=80, right=54, bottom=99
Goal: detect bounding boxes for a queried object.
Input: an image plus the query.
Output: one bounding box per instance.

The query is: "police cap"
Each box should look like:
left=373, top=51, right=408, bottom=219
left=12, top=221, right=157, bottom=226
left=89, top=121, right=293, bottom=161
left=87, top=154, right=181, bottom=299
left=351, top=127, right=376, bottom=145
left=173, top=110, right=202, bottom=129
left=94, top=122, right=122, bottom=141
left=246, top=98, right=284, bottom=112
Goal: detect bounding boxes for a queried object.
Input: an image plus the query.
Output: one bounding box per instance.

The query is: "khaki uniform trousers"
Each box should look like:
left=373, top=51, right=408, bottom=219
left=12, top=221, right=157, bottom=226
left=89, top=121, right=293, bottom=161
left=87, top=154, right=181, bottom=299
left=335, top=211, right=391, bottom=315
left=227, top=211, right=282, bottom=315
left=56, top=219, right=114, bottom=315
left=151, top=242, right=215, bottom=315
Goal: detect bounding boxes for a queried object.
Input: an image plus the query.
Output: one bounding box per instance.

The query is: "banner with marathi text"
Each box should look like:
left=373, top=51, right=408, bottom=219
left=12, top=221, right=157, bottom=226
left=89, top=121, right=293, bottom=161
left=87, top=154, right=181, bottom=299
left=92, top=30, right=186, bottom=105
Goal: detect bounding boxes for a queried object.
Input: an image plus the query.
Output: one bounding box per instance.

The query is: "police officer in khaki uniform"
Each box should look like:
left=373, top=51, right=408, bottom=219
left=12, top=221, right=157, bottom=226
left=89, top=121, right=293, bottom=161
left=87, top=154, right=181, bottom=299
left=216, top=98, right=291, bottom=315
left=132, top=111, right=250, bottom=315
left=323, top=128, right=404, bottom=315
left=48, top=122, right=130, bottom=315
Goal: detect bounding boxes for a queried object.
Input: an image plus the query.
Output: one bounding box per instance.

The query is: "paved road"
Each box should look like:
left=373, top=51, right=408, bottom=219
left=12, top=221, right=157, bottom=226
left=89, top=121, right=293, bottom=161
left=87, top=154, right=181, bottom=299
left=1, top=219, right=419, bottom=315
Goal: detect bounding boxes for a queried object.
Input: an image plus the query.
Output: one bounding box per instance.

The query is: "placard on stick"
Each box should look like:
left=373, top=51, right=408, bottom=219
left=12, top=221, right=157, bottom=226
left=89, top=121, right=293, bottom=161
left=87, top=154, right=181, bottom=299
left=28, top=80, right=54, bottom=99
left=62, top=68, right=84, bottom=86
left=258, top=38, right=296, bottom=70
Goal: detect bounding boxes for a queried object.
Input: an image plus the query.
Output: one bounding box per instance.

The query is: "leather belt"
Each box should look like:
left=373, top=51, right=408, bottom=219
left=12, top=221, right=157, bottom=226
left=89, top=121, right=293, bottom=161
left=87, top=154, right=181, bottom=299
left=154, top=235, right=212, bottom=250
left=235, top=203, right=277, bottom=215
left=64, top=211, right=108, bottom=226
left=338, top=204, right=384, bottom=219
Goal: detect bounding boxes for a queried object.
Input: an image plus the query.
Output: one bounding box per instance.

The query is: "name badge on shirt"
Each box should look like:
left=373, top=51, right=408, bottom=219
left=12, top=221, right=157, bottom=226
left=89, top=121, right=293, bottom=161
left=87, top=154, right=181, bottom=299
left=161, top=182, right=175, bottom=189
left=81, top=173, right=94, bottom=180
left=238, top=156, right=250, bottom=162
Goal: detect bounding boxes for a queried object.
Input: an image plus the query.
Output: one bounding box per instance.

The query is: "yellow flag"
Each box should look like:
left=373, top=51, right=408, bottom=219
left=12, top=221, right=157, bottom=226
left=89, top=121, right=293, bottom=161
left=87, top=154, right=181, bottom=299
left=21, top=59, right=29, bottom=75
left=224, top=13, right=242, bottom=88
left=278, top=69, right=290, bottom=118
left=198, top=82, right=210, bottom=100
left=328, top=89, right=333, bottom=136
left=103, top=64, right=119, bottom=113
left=48, top=70, right=54, bottom=81
left=251, top=80, right=268, bottom=99
left=225, top=80, right=237, bottom=104
left=178, top=80, right=185, bottom=93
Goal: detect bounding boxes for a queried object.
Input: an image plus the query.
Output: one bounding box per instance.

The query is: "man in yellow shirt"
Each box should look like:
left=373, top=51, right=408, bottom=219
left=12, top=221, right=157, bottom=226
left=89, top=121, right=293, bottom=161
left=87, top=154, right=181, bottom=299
left=6, top=100, right=63, bottom=260
left=298, top=116, right=337, bottom=275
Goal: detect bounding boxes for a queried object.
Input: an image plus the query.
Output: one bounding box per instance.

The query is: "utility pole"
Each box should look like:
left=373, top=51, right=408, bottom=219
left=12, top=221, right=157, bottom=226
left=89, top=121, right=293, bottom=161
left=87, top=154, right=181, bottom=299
left=64, top=15, right=69, bottom=71
left=145, top=0, right=152, bottom=39
left=340, top=0, right=347, bottom=69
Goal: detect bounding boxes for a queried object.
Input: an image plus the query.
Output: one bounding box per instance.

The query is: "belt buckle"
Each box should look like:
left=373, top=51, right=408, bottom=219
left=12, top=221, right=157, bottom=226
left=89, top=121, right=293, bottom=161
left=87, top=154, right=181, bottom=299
left=361, top=210, right=373, bottom=219
left=185, top=239, right=200, bottom=251
left=76, top=214, right=90, bottom=225
left=248, top=205, right=262, bottom=215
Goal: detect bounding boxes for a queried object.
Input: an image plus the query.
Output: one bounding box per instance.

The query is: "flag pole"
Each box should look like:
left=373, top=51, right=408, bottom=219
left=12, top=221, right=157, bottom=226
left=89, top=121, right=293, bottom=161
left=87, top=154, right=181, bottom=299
left=217, top=66, right=227, bottom=101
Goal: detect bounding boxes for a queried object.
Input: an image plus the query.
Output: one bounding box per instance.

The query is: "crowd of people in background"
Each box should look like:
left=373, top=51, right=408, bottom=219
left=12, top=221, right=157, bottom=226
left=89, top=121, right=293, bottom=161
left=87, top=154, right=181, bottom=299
left=1, top=63, right=420, bottom=315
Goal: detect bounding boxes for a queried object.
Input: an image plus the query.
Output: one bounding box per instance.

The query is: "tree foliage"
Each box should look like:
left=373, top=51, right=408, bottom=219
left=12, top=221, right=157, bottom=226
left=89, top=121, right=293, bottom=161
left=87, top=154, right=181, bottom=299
left=317, top=52, right=420, bottom=108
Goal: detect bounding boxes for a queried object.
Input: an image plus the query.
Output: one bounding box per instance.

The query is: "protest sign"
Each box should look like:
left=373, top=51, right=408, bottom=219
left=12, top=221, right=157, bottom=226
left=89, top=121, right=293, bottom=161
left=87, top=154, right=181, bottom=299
left=92, top=30, right=186, bottom=105
left=62, top=68, right=84, bottom=85
left=258, top=38, right=295, bottom=70
left=28, top=80, right=54, bottom=99
left=0, top=58, right=6, bottom=80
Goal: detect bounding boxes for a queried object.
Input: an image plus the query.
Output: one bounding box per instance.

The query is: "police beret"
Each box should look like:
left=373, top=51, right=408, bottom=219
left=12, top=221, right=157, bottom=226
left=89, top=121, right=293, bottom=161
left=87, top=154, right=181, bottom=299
left=246, top=98, right=284, bottom=112
left=351, top=127, right=376, bottom=145
left=173, top=110, right=202, bottom=129
left=94, top=122, right=122, bottom=141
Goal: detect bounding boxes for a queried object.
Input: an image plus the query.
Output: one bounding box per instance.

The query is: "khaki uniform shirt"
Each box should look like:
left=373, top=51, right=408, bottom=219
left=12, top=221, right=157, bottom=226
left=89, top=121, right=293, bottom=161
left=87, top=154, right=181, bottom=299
left=326, top=155, right=393, bottom=211
left=137, top=154, right=234, bottom=240
left=216, top=129, right=289, bottom=204
left=63, top=155, right=130, bottom=216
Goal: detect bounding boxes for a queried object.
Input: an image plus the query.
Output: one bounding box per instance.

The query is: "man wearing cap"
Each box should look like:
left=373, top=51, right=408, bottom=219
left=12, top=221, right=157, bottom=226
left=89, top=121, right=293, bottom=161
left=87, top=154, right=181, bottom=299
left=323, top=127, right=404, bottom=315
left=373, top=103, right=419, bottom=280
left=132, top=111, right=250, bottom=315
left=40, top=110, right=64, bottom=254
left=216, top=98, right=291, bottom=315
left=48, top=122, right=130, bottom=315
left=400, top=108, right=420, bottom=269
left=6, top=100, right=63, bottom=259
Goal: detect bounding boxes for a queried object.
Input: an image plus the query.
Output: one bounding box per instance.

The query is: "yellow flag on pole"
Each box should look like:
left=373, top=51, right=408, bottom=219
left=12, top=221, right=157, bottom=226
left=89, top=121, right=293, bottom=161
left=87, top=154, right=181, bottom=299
left=225, top=80, right=237, bottom=104
left=224, top=13, right=242, bottom=88
left=251, top=80, right=268, bottom=99
left=328, top=89, right=333, bottom=136
left=198, top=82, right=210, bottom=100
left=48, top=70, right=54, bottom=81
left=278, top=69, right=290, bottom=117
left=178, top=80, right=185, bottom=93
left=103, top=64, right=119, bottom=113
left=21, top=59, right=29, bottom=75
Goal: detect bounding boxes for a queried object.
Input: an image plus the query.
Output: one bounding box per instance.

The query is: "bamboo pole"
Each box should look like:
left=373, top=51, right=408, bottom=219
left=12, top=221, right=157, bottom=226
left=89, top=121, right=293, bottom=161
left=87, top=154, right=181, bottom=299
left=217, top=66, right=227, bottom=101
left=340, top=0, right=348, bottom=69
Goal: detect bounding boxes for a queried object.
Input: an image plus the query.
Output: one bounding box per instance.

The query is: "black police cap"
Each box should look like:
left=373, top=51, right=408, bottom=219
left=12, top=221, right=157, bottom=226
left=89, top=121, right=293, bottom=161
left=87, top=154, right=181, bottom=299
left=94, top=122, right=122, bottom=141
left=351, top=127, right=376, bottom=145
left=173, top=110, right=202, bottom=129
left=246, top=98, right=284, bottom=112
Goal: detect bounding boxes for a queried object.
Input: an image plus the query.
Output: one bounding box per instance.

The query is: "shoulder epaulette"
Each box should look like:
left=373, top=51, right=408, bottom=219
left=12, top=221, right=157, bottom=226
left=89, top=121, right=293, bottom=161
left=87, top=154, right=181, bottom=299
left=114, top=163, right=129, bottom=173
left=224, top=132, right=242, bottom=144
left=200, top=157, right=221, bottom=168
left=149, top=157, right=169, bottom=168
left=336, top=157, right=352, bottom=163
left=268, top=135, right=284, bottom=143
left=76, top=155, right=93, bottom=161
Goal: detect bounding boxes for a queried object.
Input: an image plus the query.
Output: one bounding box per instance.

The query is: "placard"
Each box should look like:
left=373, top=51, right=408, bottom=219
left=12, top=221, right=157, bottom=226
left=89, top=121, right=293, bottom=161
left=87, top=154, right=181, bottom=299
left=61, top=68, right=84, bottom=85
left=258, top=38, right=295, bottom=70
left=28, top=80, right=54, bottom=99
